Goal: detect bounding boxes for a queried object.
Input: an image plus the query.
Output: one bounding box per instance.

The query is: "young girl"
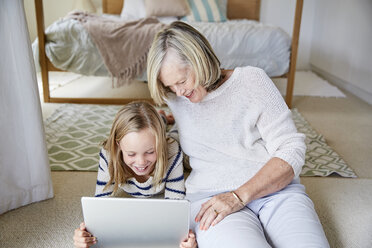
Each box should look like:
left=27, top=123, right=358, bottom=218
left=73, top=101, right=197, bottom=248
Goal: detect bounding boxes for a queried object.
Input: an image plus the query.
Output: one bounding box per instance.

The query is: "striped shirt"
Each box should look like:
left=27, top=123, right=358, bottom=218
left=95, top=137, right=185, bottom=199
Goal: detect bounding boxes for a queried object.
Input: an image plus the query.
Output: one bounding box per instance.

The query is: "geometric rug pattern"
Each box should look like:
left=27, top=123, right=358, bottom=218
left=44, top=104, right=120, bottom=171
left=44, top=104, right=357, bottom=177
left=291, top=109, right=356, bottom=177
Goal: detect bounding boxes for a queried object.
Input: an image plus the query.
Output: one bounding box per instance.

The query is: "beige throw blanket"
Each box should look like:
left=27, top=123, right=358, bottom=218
left=68, top=12, right=167, bottom=86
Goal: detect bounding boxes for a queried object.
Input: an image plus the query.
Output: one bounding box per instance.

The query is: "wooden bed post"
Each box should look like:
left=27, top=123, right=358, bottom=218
left=35, top=0, right=154, bottom=105
left=35, top=0, right=50, bottom=103
left=33, top=0, right=153, bottom=105
left=285, top=0, right=304, bottom=108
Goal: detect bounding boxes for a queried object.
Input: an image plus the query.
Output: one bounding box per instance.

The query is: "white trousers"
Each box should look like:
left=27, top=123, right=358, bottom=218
left=188, top=182, right=329, bottom=248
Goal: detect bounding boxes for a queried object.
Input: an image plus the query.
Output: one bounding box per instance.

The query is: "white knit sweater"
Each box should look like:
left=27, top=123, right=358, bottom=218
left=166, top=66, right=306, bottom=194
left=95, top=137, right=185, bottom=199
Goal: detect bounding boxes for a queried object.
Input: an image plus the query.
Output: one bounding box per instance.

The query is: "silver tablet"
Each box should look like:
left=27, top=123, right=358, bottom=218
left=81, top=197, right=190, bottom=248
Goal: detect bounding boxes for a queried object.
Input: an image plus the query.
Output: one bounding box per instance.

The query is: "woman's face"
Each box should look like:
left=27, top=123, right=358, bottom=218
left=119, top=128, right=157, bottom=178
left=159, top=49, right=207, bottom=103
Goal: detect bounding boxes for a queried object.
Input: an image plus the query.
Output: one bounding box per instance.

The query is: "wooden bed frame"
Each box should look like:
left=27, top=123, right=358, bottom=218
left=35, top=0, right=303, bottom=108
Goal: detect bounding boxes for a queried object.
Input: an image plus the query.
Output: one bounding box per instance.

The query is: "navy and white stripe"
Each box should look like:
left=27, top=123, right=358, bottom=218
left=94, top=137, right=185, bottom=199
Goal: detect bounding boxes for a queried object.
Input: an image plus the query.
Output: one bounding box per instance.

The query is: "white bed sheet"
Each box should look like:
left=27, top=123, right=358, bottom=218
left=32, top=16, right=291, bottom=79
left=186, top=20, right=291, bottom=77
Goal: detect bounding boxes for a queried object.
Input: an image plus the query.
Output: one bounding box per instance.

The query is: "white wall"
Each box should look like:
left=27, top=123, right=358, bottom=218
left=260, top=0, right=316, bottom=70
left=309, top=0, right=372, bottom=104
left=25, top=0, right=74, bottom=42
left=24, top=0, right=101, bottom=43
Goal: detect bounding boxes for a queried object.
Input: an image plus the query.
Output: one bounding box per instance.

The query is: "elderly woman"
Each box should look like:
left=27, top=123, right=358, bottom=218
left=147, top=21, right=329, bottom=248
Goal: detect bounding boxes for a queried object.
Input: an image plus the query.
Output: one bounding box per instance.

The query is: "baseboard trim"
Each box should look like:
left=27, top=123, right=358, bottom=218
left=311, top=65, right=372, bottom=105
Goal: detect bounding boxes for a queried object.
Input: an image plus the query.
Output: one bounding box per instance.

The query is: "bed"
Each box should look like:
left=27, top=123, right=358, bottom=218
left=34, top=0, right=303, bottom=108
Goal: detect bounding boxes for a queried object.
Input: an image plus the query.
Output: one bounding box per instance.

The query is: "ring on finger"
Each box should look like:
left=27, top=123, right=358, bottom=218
left=212, top=208, right=219, bottom=215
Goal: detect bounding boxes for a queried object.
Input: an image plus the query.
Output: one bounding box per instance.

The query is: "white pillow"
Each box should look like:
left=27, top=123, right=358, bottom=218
left=120, top=0, right=146, bottom=21
left=145, top=0, right=190, bottom=17
left=157, top=16, right=179, bottom=24
left=182, top=0, right=227, bottom=22
left=120, top=0, right=179, bottom=23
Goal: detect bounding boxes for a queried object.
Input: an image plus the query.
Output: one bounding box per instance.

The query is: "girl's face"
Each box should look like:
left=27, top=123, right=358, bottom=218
left=119, top=128, right=157, bottom=179
left=159, top=49, right=207, bottom=103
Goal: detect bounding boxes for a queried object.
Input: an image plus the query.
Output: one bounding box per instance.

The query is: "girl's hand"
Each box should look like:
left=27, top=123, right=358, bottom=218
left=195, top=192, right=245, bottom=231
left=73, top=222, right=97, bottom=248
left=180, top=229, right=197, bottom=248
left=158, top=110, right=175, bottom=125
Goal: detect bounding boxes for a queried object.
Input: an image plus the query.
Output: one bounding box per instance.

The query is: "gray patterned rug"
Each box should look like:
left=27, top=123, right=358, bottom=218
left=44, top=104, right=357, bottom=177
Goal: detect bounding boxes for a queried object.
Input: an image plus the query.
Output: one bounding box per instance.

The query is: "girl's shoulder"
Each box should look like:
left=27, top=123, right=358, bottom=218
left=100, top=146, right=108, bottom=154
left=99, top=147, right=109, bottom=161
left=166, top=135, right=180, bottom=148
left=166, top=136, right=182, bottom=159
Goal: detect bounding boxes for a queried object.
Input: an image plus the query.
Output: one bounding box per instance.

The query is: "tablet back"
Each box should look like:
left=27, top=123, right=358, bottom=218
left=81, top=197, right=190, bottom=248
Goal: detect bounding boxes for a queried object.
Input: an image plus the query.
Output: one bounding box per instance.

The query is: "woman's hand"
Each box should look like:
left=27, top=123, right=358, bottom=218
left=73, top=222, right=97, bottom=248
left=195, top=192, right=245, bottom=231
left=180, top=229, right=197, bottom=248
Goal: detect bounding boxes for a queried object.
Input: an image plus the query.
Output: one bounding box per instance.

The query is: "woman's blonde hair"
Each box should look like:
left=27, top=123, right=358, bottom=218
left=147, top=21, right=221, bottom=105
left=102, top=101, right=168, bottom=194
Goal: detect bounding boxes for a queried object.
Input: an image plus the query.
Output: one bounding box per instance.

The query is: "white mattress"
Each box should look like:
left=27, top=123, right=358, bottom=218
left=32, top=17, right=291, bottom=79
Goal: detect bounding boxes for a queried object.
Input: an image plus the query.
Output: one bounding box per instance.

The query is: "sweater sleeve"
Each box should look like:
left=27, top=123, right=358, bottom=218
left=164, top=139, right=186, bottom=199
left=252, top=68, right=306, bottom=178
left=95, top=148, right=114, bottom=197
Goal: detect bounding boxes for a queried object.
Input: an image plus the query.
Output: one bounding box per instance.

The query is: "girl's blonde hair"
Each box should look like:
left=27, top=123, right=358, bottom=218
left=147, top=21, right=221, bottom=105
left=103, top=101, right=168, bottom=194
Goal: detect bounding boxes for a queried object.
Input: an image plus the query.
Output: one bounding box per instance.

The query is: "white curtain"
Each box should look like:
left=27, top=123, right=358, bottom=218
left=0, top=0, right=53, bottom=214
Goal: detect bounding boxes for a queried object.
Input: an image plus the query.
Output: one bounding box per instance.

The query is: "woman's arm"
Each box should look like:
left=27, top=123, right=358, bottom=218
left=236, top=157, right=294, bottom=205
left=196, top=157, right=294, bottom=230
